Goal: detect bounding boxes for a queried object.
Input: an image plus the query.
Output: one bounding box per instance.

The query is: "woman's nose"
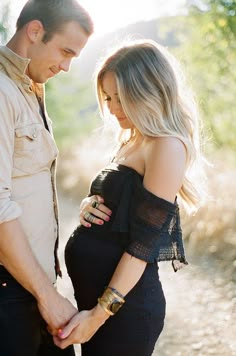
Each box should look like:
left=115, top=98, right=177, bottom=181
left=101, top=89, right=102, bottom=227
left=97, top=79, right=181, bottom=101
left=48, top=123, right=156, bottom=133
left=109, top=101, right=120, bottom=115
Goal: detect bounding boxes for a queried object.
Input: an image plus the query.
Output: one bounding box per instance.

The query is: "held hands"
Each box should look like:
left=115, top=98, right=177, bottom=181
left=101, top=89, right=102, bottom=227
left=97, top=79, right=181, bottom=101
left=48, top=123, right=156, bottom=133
left=53, top=304, right=110, bottom=348
left=79, top=195, right=112, bottom=228
left=53, top=287, right=125, bottom=347
left=37, top=290, right=77, bottom=336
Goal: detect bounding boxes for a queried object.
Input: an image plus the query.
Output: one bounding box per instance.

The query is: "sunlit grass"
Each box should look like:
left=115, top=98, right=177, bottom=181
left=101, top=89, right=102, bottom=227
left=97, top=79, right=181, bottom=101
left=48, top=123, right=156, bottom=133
left=181, top=157, right=236, bottom=277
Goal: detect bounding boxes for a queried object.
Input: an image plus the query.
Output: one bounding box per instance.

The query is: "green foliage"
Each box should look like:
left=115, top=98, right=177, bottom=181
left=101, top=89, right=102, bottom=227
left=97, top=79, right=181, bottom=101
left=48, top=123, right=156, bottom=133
left=174, top=0, right=236, bottom=151
left=45, top=68, right=101, bottom=150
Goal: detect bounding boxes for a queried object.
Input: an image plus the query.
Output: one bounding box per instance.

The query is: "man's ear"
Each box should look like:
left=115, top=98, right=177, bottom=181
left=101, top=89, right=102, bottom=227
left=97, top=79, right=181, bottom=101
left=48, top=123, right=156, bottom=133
left=26, top=20, right=45, bottom=43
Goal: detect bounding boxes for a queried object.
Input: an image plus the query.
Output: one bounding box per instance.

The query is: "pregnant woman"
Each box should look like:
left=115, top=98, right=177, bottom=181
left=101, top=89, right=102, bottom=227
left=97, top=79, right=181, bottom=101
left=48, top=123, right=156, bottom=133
left=54, top=39, right=204, bottom=356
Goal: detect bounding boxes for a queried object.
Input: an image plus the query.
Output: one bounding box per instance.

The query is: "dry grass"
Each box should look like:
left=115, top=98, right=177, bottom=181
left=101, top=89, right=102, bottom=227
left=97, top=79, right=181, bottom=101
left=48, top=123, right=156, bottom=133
left=181, top=160, right=236, bottom=278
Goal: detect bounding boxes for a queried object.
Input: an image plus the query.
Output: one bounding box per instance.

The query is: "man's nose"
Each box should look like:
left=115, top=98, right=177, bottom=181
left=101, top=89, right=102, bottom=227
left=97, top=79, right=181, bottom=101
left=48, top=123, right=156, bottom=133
left=59, top=59, right=72, bottom=72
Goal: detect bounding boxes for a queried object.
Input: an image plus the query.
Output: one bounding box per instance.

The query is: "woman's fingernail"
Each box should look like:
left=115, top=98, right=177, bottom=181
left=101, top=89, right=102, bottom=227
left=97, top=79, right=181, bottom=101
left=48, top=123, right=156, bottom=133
left=105, top=216, right=110, bottom=221
left=98, top=220, right=104, bottom=225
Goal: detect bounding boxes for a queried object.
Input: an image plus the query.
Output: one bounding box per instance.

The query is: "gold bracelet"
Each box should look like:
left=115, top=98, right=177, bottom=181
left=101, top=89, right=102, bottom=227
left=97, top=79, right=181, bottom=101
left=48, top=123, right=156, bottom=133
left=97, top=287, right=125, bottom=316
left=97, top=297, right=115, bottom=316
left=106, top=286, right=125, bottom=300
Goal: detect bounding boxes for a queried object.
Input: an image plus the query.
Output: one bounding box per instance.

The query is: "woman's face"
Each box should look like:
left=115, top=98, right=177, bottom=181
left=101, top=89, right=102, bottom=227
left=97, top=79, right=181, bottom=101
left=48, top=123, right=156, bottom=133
left=102, top=71, right=134, bottom=129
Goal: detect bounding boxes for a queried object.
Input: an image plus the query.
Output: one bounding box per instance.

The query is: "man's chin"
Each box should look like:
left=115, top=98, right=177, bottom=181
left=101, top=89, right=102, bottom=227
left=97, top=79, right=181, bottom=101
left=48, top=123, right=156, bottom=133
left=34, top=77, right=49, bottom=84
left=33, top=71, right=57, bottom=83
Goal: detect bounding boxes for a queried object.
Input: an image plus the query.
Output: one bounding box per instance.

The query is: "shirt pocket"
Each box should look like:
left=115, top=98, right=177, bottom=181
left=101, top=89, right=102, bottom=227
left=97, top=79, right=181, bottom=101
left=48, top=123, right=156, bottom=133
left=13, top=123, right=58, bottom=175
left=15, top=124, right=41, bottom=151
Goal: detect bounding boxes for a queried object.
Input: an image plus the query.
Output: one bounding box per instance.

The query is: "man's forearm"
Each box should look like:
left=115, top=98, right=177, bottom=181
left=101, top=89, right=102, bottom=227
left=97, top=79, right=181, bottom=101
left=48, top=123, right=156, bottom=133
left=0, top=219, right=77, bottom=330
left=0, top=219, right=56, bottom=300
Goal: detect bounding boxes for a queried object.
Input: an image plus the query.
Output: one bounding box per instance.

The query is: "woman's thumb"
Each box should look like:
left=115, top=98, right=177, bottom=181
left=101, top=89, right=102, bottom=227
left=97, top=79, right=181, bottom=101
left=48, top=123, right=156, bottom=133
left=58, top=315, right=80, bottom=339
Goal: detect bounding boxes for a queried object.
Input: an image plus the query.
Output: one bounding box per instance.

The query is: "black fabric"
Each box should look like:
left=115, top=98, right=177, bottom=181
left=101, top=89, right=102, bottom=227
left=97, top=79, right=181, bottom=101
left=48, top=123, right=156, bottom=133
left=65, top=163, right=187, bottom=355
left=83, top=163, right=187, bottom=270
left=65, top=233, right=165, bottom=356
left=0, top=266, right=75, bottom=356
left=127, top=174, right=188, bottom=270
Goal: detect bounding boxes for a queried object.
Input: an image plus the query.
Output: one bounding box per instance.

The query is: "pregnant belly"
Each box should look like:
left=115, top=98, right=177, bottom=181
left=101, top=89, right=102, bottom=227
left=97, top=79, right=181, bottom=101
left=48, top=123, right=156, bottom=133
left=65, top=232, right=124, bottom=309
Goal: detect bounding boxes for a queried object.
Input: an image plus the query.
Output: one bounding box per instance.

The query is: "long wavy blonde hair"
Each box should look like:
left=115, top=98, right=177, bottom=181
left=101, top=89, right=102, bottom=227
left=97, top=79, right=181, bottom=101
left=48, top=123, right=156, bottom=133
left=96, top=39, right=206, bottom=212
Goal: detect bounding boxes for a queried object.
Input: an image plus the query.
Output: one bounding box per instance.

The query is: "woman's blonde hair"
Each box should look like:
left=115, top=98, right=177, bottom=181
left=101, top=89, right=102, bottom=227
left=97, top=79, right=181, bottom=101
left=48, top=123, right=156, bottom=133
left=96, top=39, right=206, bottom=212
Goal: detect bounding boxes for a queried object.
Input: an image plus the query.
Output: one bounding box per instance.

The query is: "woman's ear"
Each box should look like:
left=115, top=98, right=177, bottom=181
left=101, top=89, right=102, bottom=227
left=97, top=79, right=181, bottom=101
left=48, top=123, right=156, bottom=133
left=25, top=20, right=45, bottom=43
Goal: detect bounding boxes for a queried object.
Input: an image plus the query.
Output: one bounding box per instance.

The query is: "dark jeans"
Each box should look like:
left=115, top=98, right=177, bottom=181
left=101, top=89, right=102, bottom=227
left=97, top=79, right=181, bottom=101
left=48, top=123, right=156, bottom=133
left=0, top=266, right=75, bottom=356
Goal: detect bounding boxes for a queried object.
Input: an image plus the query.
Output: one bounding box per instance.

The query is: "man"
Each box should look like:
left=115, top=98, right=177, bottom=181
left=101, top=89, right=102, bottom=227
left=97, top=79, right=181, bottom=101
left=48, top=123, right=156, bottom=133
left=0, top=0, right=93, bottom=354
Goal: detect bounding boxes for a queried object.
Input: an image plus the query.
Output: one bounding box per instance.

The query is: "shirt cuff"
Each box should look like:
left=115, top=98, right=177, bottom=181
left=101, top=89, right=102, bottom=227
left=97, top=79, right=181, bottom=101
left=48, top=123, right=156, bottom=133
left=0, top=200, right=22, bottom=224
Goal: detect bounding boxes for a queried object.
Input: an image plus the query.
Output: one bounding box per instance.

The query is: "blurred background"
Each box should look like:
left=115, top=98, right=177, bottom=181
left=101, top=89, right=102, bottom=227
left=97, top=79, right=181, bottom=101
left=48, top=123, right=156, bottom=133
left=1, top=0, right=235, bottom=354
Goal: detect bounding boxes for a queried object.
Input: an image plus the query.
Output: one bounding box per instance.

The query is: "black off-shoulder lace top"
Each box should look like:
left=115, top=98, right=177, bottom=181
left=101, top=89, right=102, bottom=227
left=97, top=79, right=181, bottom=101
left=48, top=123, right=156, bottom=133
left=85, top=163, right=188, bottom=272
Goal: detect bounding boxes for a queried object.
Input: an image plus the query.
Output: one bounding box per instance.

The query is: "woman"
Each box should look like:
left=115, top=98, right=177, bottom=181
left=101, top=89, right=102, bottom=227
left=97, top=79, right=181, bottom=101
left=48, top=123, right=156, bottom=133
left=54, top=39, right=204, bottom=355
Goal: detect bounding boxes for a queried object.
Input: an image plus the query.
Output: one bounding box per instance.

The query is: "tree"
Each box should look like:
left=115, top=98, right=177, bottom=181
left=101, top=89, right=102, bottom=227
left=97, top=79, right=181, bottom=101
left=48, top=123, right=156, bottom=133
left=179, top=0, right=236, bottom=151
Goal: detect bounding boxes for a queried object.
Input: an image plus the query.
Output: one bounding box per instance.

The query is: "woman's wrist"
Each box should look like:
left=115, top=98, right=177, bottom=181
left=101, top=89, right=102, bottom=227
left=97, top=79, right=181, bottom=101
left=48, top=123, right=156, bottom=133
left=92, top=303, right=110, bottom=323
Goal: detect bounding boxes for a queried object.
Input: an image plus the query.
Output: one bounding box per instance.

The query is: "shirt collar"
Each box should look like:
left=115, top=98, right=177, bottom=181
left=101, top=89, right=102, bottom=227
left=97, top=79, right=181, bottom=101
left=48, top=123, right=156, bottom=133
left=0, top=45, right=34, bottom=91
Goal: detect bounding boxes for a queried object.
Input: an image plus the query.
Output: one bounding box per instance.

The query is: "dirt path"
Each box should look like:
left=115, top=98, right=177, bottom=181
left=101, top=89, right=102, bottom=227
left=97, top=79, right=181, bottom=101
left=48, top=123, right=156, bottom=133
left=57, top=193, right=236, bottom=356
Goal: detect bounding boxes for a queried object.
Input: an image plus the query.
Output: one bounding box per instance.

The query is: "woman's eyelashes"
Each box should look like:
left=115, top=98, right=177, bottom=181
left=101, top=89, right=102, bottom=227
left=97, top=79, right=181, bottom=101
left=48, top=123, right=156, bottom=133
left=104, top=95, right=121, bottom=104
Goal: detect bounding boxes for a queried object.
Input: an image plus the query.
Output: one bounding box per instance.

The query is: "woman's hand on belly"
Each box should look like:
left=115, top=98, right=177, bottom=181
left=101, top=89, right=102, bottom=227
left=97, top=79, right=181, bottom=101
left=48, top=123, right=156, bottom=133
left=79, top=195, right=112, bottom=228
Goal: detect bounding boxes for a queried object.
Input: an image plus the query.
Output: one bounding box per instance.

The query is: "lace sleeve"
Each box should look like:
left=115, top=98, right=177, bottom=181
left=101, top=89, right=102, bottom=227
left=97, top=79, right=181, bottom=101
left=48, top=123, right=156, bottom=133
left=126, top=176, right=188, bottom=271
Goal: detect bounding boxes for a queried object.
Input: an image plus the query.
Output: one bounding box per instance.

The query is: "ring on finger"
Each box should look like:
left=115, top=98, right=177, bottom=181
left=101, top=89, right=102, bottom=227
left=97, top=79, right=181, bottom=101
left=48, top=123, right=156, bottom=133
left=91, top=200, right=100, bottom=209
left=84, top=211, right=95, bottom=223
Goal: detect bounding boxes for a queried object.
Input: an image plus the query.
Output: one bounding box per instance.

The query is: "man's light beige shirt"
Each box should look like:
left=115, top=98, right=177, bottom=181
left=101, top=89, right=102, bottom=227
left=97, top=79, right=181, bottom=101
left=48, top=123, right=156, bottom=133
left=0, top=46, right=59, bottom=283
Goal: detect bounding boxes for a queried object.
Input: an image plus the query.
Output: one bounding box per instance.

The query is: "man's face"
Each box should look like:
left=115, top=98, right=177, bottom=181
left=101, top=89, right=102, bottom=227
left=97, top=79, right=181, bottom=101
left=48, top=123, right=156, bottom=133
left=27, top=21, right=89, bottom=83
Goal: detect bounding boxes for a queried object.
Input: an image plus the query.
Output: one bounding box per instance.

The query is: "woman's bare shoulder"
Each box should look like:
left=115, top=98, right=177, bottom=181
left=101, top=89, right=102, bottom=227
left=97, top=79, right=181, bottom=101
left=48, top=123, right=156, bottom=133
left=143, top=136, right=187, bottom=202
left=145, top=136, right=186, bottom=161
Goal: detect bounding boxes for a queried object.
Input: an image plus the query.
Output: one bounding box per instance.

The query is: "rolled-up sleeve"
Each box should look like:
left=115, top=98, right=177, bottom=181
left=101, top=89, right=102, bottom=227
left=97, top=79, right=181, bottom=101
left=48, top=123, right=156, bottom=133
left=0, top=89, right=22, bottom=224
left=126, top=176, right=188, bottom=270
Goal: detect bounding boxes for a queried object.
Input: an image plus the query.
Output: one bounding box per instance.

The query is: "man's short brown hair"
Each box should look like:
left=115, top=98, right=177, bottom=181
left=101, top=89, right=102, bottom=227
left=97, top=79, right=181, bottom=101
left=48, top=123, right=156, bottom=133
left=16, top=0, right=94, bottom=42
